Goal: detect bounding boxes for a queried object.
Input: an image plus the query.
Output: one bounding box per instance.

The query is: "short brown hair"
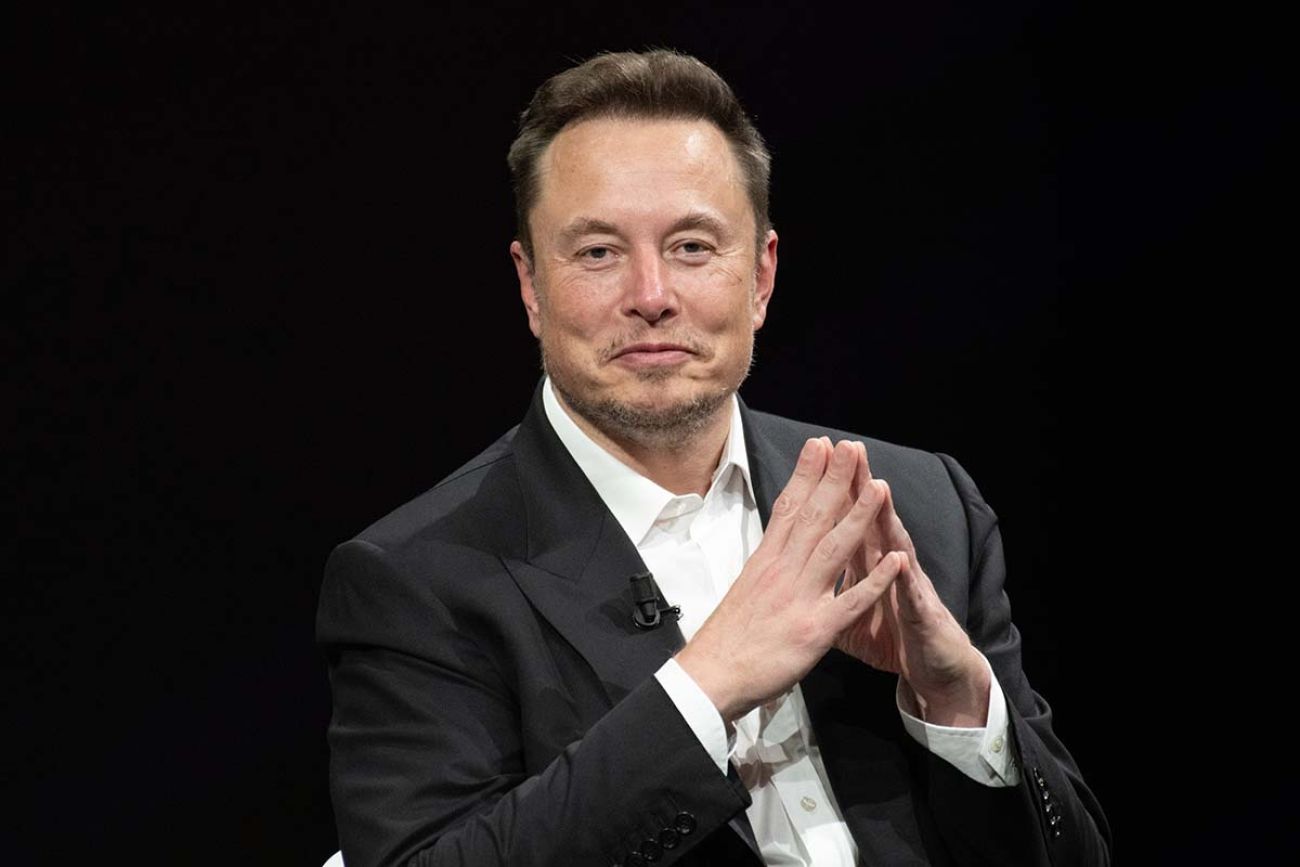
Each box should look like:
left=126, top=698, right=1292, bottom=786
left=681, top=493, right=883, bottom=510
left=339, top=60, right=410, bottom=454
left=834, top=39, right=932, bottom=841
left=507, top=49, right=772, bottom=261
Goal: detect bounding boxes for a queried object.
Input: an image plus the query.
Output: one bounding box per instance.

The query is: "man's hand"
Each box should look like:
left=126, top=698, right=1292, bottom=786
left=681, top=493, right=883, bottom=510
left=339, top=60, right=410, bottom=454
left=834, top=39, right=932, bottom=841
left=674, top=438, right=907, bottom=722
left=835, top=442, right=990, bottom=727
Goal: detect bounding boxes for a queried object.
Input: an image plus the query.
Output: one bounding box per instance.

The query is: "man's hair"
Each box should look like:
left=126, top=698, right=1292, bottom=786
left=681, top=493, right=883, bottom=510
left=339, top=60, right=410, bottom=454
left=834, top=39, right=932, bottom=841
left=507, top=49, right=772, bottom=262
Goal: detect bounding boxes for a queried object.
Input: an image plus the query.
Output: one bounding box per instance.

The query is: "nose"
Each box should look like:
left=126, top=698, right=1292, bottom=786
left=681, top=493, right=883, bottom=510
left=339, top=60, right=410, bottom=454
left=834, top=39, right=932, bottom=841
left=623, top=248, right=677, bottom=323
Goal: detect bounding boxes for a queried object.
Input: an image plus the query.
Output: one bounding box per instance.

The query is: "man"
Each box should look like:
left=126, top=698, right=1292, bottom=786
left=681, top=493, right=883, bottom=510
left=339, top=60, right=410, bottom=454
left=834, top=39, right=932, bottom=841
left=318, top=50, right=1110, bottom=866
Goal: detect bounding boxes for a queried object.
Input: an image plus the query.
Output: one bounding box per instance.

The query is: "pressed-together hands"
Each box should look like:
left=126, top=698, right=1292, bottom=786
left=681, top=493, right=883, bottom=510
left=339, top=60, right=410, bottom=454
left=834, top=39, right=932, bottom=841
left=836, top=441, right=990, bottom=727
left=675, top=438, right=989, bottom=727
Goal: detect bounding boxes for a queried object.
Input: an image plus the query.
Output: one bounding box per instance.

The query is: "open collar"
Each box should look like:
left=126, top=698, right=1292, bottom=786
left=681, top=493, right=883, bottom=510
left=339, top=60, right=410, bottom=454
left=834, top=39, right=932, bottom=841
left=503, top=380, right=778, bottom=707
left=541, top=376, right=756, bottom=547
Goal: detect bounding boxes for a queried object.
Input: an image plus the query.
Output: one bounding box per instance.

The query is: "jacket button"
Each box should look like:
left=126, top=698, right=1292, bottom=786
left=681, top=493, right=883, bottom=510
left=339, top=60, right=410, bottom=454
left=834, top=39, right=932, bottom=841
left=640, top=840, right=663, bottom=862
left=674, top=812, right=698, bottom=835
left=658, top=828, right=680, bottom=850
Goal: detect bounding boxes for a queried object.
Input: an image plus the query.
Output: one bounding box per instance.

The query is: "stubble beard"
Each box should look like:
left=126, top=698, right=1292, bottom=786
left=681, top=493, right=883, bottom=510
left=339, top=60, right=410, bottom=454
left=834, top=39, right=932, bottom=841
left=541, top=339, right=755, bottom=451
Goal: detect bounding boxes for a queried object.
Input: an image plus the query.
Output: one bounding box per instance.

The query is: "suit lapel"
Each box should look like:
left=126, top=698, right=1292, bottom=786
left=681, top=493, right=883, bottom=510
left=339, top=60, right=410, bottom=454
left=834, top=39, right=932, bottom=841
left=504, top=392, right=930, bottom=859
left=737, top=397, right=795, bottom=529
left=502, top=384, right=763, bottom=862
left=503, top=383, right=685, bottom=705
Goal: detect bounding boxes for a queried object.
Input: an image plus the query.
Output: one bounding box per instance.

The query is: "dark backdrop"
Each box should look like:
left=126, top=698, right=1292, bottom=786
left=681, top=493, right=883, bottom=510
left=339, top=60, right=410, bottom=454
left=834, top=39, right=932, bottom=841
left=6, top=2, right=1284, bottom=863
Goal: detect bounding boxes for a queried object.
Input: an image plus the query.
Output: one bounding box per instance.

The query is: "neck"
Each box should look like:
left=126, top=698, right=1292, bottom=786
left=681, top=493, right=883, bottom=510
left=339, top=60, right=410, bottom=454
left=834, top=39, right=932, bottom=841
left=553, top=390, right=733, bottom=497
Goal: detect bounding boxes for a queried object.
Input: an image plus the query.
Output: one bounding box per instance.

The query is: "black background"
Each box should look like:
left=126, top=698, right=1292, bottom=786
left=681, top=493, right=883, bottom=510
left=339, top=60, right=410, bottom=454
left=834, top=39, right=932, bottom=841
left=6, top=2, right=1285, bottom=864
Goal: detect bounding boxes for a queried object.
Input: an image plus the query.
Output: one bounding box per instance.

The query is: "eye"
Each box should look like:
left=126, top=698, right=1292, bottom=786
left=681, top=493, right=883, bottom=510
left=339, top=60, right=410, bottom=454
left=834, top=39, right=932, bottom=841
left=578, top=245, right=616, bottom=264
left=675, top=240, right=714, bottom=259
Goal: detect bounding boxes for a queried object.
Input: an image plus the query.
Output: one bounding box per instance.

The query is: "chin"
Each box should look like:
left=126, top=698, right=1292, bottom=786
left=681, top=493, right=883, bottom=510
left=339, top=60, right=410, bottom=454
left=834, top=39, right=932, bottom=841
left=558, top=376, right=734, bottom=445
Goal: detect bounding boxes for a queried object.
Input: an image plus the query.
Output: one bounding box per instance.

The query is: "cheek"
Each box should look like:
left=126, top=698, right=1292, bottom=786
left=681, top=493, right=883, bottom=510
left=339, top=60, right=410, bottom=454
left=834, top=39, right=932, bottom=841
left=539, top=277, right=616, bottom=332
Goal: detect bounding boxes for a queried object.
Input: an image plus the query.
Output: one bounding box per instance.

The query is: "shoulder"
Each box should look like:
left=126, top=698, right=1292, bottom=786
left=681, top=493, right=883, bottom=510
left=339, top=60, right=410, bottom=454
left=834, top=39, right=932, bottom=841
left=742, top=406, right=987, bottom=565
left=347, top=424, right=529, bottom=560
left=318, top=425, right=533, bottom=646
left=744, top=406, right=965, bottom=494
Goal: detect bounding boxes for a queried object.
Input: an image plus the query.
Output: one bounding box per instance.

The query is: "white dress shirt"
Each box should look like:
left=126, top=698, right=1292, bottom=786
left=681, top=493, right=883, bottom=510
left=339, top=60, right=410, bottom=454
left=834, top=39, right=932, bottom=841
left=542, top=379, right=1019, bottom=866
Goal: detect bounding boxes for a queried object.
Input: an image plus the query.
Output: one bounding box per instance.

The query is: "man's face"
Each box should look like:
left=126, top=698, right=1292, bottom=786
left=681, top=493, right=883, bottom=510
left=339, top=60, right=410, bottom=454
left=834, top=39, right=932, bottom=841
left=511, top=117, right=778, bottom=446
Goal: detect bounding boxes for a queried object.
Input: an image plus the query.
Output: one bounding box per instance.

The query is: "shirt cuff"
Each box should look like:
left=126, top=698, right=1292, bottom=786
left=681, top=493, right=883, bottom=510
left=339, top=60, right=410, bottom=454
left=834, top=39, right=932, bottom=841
left=896, top=652, right=1020, bottom=787
left=655, top=658, right=731, bottom=775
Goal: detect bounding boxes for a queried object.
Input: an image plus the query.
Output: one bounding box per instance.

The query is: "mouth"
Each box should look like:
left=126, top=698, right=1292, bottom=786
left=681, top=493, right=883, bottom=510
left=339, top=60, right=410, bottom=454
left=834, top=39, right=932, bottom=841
left=611, top=342, right=696, bottom=367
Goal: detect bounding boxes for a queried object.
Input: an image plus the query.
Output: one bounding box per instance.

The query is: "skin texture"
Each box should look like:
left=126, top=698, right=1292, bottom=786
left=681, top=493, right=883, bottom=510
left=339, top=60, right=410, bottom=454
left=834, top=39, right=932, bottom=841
left=838, top=442, right=991, bottom=726
left=511, top=117, right=987, bottom=727
left=511, top=117, right=776, bottom=496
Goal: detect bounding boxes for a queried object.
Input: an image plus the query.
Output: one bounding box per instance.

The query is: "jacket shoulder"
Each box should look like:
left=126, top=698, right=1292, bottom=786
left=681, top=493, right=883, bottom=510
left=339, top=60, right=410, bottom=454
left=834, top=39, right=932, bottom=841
left=351, top=424, right=525, bottom=555
left=743, top=407, right=982, bottom=574
left=744, top=407, right=957, bottom=486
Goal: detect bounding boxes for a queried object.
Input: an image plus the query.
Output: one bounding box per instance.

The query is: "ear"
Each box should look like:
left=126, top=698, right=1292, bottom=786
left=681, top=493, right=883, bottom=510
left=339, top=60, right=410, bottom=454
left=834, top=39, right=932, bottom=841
left=511, top=239, right=543, bottom=338
left=751, top=229, right=778, bottom=330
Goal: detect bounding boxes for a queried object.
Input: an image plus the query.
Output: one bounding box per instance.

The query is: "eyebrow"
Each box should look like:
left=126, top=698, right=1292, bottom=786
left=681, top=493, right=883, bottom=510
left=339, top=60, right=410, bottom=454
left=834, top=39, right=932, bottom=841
left=555, top=211, right=733, bottom=249
left=666, top=211, right=730, bottom=240
left=556, top=218, right=621, bottom=249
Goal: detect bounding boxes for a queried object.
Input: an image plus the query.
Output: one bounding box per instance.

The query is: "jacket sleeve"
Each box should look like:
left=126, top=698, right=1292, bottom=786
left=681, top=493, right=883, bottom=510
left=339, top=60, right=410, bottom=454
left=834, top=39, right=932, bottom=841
left=924, top=454, right=1113, bottom=866
left=317, top=538, right=753, bottom=867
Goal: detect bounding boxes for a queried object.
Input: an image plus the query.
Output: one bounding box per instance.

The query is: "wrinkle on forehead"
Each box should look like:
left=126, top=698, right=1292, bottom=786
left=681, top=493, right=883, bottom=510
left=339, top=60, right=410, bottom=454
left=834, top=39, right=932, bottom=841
left=531, top=117, right=752, bottom=246
left=544, top=116, right=736, bottom=172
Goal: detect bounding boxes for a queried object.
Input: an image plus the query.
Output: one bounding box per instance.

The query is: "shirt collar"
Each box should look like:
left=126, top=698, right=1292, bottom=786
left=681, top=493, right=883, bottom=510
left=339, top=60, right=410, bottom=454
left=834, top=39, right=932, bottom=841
left=542, top=377, right=755, bottom=546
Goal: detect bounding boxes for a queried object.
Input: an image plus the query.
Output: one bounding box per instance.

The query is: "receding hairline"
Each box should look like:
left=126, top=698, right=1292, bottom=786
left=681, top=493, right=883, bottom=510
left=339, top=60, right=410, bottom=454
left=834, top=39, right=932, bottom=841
left=525, top=115, right=762, bottom=259
left=507, top=49, right=773, bottom=260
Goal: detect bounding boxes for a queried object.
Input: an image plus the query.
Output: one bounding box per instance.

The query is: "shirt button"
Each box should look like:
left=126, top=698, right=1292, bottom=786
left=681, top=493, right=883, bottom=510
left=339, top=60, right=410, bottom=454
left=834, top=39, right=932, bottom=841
left=800, top=796, right=817, bottom=812
left=991, top=735, right=1004, bottom=753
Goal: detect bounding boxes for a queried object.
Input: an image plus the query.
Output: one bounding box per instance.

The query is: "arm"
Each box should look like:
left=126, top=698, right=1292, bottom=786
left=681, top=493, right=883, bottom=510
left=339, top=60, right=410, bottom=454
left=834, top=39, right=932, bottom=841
left=831, top=444, right=1110, bottom=864
left=923, top=453, right=1112, bottom=866
left=318, top=539, right=751, bottom=867
left=320, top=438, right=906, bottom=865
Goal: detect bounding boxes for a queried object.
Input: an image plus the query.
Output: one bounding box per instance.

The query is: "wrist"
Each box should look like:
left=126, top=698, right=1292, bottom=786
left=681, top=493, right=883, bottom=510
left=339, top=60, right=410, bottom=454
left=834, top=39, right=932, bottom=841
left=674, top=644, right=748, bottom=722
left=907, top=652, right=991, bottom=728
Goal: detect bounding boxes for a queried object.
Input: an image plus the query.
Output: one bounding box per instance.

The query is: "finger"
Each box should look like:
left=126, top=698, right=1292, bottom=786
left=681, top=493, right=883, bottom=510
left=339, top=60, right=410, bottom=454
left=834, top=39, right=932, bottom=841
left=854, top=478, right=891, bottom=569
left=831, top=550, right=907, bottom=633
left=763, top=438, right=831, bottom=550
left=847, top=442, right=870, bottom=506
left=782, top=440, right=862, bottom=567
left=872, top=479, right=916, bottom=555
left=803, top=467, right=889, bottom=587
left=894, top=555, right=951, bottom=631
left=894, top=558, right=928, bottom=625
left=846, top=476, right=888, bottom=580
left=855, top=441, right=873, bottom=484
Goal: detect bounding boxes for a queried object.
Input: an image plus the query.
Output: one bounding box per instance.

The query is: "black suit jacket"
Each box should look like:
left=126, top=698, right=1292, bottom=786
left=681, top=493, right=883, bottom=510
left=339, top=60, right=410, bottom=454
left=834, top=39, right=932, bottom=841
left=318, top=383, right=1111, bottom=866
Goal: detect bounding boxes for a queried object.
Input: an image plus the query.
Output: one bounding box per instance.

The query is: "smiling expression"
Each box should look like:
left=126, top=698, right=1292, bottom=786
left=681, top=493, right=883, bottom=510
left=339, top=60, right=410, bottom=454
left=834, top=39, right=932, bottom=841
left=511, top=117, right=778, bottom=448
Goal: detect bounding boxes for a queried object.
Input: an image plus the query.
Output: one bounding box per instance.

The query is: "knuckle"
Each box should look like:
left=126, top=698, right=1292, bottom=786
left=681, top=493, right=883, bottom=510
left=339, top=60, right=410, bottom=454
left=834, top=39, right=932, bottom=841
left=773, top=493, right=797, bottom=516
left=840, top=587, right=868, bottom=615
left=816, top=535, right=842, bottom=563
left=797, top=502, right=824, bottom=526
left=793, top=613, right=822, bottom=645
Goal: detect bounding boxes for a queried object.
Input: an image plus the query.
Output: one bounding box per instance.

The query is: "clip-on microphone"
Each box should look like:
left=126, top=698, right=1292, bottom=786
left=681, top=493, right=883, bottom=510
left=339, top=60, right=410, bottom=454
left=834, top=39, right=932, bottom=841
left=629, top=571, right=681, bottom=630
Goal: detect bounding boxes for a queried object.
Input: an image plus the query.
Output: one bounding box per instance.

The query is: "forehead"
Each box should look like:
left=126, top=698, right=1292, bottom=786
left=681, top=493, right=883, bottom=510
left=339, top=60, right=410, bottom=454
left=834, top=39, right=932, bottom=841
left=531, top=117, right=752, bottom=234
